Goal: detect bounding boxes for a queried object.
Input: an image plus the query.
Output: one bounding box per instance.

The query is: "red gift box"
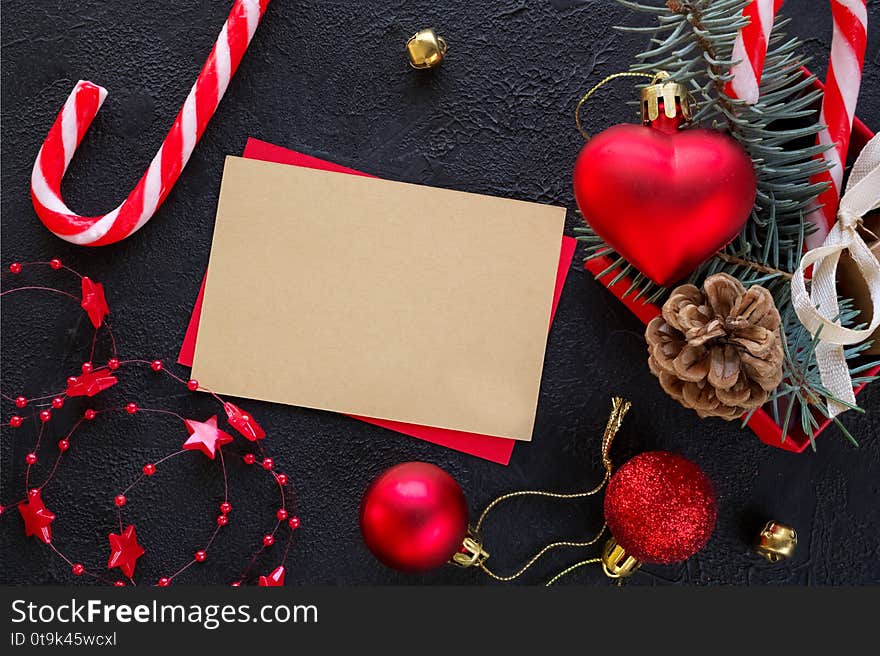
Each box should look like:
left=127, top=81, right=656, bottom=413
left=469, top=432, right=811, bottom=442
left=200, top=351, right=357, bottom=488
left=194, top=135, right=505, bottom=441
left=584, top=77, right=878, bottom=453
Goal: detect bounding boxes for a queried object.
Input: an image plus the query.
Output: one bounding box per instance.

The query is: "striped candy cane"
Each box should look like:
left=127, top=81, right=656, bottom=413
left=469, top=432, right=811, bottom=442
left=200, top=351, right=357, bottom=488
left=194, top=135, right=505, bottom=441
left=725, top=0, right=785, bottom=104
left=30, top=0, right=271, bottom=246
left=727, top=0, right=868, bottom=245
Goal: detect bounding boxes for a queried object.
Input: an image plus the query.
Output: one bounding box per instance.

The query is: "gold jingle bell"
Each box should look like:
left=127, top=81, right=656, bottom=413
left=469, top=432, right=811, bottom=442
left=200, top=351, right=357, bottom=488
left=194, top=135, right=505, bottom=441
left=406, top=28, right=447, bottom=69
left=754, top=521, right=797, bottom=563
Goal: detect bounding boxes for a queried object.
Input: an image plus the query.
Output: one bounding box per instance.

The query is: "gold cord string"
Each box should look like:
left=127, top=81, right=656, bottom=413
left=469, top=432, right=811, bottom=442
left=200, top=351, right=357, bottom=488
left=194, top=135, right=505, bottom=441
left=575, top=72, right=655, bottom=141
left=469, top=398, right=631, bottom=582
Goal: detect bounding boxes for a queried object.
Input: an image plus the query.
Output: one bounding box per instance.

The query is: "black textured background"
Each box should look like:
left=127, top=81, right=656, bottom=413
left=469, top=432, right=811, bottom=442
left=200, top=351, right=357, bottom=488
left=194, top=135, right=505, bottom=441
left=2, top=0, right=879, bottom=586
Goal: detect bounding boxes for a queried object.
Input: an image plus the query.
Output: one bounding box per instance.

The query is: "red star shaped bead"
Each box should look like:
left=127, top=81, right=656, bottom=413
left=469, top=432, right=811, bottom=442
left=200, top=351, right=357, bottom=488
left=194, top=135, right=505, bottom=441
left=224, top=402, right=265, bottom=441
left=258, top=565, right=285, bottom=587
left=66, top=370, right=118, bottom=397
left=81, top=277, right=109, bottom=328
left=182, top=415, right=233, bottom=459
left=107, top=524, right=145, bottom=578
left=18, top=489, right=55, bottom=544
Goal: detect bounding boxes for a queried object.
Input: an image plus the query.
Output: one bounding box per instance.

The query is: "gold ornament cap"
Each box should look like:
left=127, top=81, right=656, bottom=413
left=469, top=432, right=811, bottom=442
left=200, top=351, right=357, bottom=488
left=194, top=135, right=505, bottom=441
left=406, top=28, right=447, bottom=69
left=754, top=521, right=797, bottom=563
left=601, top=536, right=641, bottom=579
left=640, top=71, right=691, bottom=123
left=451, top=532, right=489, bottom=568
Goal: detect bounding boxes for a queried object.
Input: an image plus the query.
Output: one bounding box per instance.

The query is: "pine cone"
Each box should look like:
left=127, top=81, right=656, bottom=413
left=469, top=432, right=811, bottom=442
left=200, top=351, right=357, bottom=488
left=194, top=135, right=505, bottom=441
left=645, top=273, right=784, bottom=420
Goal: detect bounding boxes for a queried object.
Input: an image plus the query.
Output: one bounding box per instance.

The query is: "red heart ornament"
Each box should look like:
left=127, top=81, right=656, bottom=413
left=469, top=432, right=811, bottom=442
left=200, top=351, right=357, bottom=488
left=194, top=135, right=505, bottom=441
left=573, top=124, right=757, bottom=286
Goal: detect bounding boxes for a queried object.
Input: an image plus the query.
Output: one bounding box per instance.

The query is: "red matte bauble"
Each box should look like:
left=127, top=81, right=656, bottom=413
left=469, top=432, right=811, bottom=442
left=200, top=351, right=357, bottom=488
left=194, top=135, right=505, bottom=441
left=604, top=451, right=716, bottom=564
left=360, top=462, right=468, bottom=572
left=573, top=123, right=756, bottom=286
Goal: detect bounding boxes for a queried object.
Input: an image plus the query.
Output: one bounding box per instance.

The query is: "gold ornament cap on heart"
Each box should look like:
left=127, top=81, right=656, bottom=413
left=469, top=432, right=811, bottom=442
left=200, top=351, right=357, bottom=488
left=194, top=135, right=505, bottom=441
left=573, top=72, right=757, bottom=287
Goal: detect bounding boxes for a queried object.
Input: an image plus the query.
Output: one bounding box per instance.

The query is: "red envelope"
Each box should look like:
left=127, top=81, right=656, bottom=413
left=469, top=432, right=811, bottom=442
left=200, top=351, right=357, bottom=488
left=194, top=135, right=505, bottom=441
left=179, top=138, right=576, bottom=465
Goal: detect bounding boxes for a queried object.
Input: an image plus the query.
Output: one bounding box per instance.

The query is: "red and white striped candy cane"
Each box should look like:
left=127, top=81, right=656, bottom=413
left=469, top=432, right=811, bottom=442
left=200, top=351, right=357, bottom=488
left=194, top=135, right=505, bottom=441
left=727, top=0, right=868, bottom=245
left=30, top=0, right=270, bottom=246
left=726, top=0, right=784, bottom=104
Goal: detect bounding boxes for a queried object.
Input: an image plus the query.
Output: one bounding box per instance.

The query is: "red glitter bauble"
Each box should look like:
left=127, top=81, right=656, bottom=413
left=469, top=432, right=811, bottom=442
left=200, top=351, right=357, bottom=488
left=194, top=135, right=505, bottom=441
left=604, top=451, right=716, bottom=564
left=360, top=462, right=468, bottom=573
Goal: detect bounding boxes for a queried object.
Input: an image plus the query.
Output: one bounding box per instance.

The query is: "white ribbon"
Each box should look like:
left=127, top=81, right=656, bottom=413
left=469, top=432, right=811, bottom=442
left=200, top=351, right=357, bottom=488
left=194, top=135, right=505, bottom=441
left=791, top=133, right=880, bottom=417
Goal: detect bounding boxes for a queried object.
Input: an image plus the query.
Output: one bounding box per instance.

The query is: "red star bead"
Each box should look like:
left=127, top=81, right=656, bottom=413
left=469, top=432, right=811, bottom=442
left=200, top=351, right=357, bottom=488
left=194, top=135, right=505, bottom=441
left=258, top=565, right=285, bottom=587
left=80, top=277, right=109, bottom=328
left=182, top=415, right=233, bottom=460
left=107, top=524, right=145, bottom=578
left=18, top=489, right=55, bottom=544
left=66, top=370, right=118, bottom=398
left=223, top=402, right=265, bottom=441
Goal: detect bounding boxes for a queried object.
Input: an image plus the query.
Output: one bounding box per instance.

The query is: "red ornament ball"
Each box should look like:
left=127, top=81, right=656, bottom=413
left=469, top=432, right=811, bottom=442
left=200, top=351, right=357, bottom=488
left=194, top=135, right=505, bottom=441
left=9, top=262, right=22, bottom=274
left=604, top=451, right=717, bottom=564
left=360, top=462, right=468, bottom=573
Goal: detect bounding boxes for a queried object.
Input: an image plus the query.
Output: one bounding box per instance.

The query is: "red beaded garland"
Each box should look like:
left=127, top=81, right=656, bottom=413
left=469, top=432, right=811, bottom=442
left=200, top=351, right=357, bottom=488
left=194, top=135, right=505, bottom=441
left=114, top=581, right=126, bottom=587
left=288, top=516, right=300, bottom=530
left=2, top=266, right=298, bottom=586
left=276, top=509, right=288, bottom=521
left=276, top=473, right=288, bottom=486
left=243, top=454, right=256, bottom=465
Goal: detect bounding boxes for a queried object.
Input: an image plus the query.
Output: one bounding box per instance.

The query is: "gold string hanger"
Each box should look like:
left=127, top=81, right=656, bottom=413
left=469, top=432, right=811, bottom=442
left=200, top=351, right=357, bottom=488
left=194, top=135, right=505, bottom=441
left=455, top=397, right=631, bottom=584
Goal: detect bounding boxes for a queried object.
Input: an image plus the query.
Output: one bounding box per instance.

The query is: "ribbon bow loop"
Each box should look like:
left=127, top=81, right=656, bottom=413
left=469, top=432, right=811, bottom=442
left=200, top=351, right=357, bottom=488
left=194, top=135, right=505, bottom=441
left=790, top=133, right=880, bottom=417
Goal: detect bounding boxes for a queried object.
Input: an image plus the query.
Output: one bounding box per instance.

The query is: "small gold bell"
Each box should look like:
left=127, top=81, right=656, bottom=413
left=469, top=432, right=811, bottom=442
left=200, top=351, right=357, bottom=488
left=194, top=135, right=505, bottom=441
left=406, top=28, right=447, bottom=69
left=754, top=521, right=797, bottom=563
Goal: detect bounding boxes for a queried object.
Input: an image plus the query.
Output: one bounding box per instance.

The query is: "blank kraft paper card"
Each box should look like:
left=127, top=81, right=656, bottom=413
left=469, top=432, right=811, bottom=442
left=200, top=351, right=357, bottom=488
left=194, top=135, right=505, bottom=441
left=193, top=156, right=566, bottom=441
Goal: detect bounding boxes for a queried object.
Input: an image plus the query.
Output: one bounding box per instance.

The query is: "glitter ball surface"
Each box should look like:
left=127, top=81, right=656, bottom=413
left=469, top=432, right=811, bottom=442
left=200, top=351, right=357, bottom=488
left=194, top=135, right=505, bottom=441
left=604, top=451, right=717, bottom=564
